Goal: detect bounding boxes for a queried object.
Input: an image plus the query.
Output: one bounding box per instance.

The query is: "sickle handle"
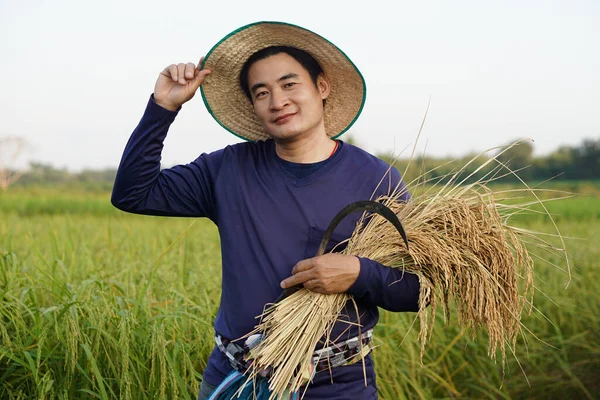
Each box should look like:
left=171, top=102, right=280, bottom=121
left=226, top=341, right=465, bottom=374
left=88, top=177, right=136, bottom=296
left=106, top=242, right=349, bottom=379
left=276, top=200, right=409, bottom=302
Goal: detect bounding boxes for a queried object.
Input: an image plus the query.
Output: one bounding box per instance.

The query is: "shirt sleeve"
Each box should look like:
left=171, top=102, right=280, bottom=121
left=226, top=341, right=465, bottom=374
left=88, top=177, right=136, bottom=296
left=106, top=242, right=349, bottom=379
left=111, top=95, right=223, bottom=221
left=346, top=258, right=420, bottom=312
left=346, top=164, right=420, bottom=312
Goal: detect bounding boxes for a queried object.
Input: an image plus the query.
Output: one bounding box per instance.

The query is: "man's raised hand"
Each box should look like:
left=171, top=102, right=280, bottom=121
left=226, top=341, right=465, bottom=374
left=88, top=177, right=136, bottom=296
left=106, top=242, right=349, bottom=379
left=153, top=57, right=212, bottom=111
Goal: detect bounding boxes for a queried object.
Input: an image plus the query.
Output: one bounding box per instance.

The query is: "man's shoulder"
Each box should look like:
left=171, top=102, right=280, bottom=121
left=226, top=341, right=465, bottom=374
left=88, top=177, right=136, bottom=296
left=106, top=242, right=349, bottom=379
left=221, top=139, right=271, bottom=156
left=342, top=141, right=395, bottom=172
left=340, top=142, right=403, bottom=194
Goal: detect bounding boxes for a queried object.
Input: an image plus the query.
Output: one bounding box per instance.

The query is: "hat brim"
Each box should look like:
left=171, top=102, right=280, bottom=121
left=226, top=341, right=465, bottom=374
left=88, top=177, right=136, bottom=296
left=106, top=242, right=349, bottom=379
left=200, top=21, right=366, bottom=142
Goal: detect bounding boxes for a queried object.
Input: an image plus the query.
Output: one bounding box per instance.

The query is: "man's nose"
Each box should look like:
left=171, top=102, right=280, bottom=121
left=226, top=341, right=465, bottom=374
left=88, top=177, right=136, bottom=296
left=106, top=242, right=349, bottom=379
left=269, top=89, right=289, bottom=111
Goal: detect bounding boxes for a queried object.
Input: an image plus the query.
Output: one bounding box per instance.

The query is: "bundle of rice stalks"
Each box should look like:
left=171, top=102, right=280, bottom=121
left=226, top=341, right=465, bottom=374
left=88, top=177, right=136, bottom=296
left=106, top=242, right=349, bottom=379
left=244, top=146, right=570, bottom=400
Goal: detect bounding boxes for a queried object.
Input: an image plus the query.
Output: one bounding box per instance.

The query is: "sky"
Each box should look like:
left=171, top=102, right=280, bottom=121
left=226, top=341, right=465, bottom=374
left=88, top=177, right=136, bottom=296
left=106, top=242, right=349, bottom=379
left=2, top=0, right=599, bottom=171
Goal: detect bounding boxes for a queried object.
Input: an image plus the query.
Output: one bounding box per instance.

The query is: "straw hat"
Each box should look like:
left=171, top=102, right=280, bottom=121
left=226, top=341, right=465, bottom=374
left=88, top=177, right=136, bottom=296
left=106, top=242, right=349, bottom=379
left=200, top=21, right=366, bottom=142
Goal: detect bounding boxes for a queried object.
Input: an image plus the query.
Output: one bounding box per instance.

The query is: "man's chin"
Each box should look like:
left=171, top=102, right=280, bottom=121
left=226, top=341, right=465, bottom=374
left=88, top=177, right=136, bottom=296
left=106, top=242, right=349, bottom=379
left=266, top=129, right=301, bottom=142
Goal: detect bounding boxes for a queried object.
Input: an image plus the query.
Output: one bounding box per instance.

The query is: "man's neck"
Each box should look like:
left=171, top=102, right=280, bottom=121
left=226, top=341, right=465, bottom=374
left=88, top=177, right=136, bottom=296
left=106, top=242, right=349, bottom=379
left=274, top=134, right=337, bottom=164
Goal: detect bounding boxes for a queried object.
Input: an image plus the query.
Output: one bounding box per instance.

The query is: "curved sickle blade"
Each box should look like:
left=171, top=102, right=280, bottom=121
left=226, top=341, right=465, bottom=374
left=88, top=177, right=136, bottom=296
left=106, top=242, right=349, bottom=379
left=316, top=200, right=408, bottom=256
left=277, top=200, right=409, bottom=302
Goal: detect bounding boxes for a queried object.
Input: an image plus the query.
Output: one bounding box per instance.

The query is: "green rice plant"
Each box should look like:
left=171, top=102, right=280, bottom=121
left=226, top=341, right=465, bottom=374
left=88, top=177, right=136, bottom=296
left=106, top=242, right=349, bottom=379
left=0, top=190, right=598, bottom=399
left=0, top=213, right=221, bottom=399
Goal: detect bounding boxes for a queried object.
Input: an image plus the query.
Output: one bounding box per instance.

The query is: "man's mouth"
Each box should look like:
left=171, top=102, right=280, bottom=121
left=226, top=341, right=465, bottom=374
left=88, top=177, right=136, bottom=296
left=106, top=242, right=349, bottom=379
left=274, top=113, right=296, bottom=124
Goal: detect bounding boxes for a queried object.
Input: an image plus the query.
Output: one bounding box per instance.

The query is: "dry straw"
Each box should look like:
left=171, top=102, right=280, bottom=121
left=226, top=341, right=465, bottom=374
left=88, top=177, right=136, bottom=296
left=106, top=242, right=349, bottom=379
left=243, top=141, right=570, bottom=400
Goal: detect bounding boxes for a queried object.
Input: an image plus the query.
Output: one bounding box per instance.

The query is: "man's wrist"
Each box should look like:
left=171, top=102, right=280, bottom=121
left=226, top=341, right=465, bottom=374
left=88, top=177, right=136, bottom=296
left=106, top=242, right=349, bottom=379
left=151, top=95, right=180, bottom=112
left=347, top=257, right=370, bottom=298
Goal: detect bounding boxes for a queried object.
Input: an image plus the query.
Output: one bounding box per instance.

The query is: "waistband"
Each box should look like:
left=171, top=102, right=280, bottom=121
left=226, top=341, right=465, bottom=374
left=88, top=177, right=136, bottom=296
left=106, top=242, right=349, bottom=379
left=215, top=329, right=374, bottom=378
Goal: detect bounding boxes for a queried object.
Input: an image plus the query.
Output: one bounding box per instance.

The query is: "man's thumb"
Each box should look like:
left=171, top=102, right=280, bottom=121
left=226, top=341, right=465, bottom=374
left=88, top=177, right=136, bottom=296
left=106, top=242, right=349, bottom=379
left=192, top=69, right=212, bottom=90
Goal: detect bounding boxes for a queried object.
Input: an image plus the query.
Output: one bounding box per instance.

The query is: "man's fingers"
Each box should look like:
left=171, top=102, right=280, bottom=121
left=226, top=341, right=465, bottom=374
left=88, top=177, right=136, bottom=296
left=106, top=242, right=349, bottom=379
left=167, top=64, right=178, bottom=82
left=162, top=56, right=209, bottom=84
left=280, top=270, right=313, bottom=289
left=191, top=56, right=211, bottom=88
left=177, top=63, right=186, bottom=84
left=303, top=279, right=320, bottom=291
left=283, top=257, right=319, bottom=289
left=185, top=62, right=196, bottom=79
left=191, top=68, right=212, bottom=90
left=195, top=68, right=212, bottom=81
left=291, top=258, right=315, bottom=275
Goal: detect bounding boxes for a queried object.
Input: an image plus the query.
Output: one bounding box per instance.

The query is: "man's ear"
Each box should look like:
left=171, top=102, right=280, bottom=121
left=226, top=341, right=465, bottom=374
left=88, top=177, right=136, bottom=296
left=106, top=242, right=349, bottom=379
left=317, top=74, right=331, bottom=100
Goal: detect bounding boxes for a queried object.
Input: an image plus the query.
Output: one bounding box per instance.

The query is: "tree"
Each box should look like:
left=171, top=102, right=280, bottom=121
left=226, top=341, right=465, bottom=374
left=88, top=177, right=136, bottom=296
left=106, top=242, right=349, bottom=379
left=574, top=138, right=600, bottom=179
left=496, top=140, right=535, bottom=180
left=0, top=137, right=29, bottom=191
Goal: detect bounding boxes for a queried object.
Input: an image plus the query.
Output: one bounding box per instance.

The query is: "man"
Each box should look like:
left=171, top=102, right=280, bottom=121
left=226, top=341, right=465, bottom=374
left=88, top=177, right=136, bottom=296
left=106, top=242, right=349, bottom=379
left=112, top=21, right=420, bottom=399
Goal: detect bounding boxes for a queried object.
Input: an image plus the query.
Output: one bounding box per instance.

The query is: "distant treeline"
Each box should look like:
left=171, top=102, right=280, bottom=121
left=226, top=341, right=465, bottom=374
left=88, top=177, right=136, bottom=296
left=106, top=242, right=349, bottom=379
left=380, top=138, right=599, bottom=185
left=7, top=137, right=600, bottom=190
left=13, top=164, right=118, bottom=191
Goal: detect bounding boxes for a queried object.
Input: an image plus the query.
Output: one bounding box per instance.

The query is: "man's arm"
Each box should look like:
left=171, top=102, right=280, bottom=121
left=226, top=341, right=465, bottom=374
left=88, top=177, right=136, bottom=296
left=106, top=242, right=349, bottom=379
left=111, top=57, right=218, bottom=219
left=348, top=168, right=420, bottom=312
left=280, top=253, right=420, bottom=312
left=347, top=258, right=420, bottom=312
left=111, top=95, right=222, bottom=219
left=280, top=170, right=420, bottom=312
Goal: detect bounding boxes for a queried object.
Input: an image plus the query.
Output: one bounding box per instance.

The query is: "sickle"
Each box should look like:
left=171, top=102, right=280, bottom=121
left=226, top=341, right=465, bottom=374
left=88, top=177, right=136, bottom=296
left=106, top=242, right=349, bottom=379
left=276, top=200, right=409, bottom=302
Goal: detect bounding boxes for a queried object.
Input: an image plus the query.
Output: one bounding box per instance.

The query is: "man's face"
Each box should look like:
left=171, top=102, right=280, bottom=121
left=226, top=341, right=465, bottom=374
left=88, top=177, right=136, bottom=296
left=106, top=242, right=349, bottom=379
left=246, top=53, right=329, bottom=142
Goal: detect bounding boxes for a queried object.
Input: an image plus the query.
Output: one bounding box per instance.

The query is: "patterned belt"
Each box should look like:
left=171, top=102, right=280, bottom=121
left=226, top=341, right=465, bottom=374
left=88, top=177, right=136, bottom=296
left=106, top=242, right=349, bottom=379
left=215, top=329, right=374, bottom=378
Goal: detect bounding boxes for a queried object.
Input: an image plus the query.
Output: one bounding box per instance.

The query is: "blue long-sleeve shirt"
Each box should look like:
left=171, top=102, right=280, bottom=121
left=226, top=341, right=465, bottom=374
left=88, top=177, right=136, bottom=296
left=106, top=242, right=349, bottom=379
left=112, top=96, right=420, bottom=399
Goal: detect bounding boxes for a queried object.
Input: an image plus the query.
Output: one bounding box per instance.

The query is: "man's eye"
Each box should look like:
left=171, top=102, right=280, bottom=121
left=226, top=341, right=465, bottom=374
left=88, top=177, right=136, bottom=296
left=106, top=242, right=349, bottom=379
left=256, top=91, right=268, bottom=99
left=284, top=82, right=296, bottom=88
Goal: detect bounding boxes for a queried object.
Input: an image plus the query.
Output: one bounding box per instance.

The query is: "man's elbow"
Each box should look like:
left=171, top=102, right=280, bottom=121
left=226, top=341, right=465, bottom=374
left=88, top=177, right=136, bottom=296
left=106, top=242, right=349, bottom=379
left=111, top=191, right=127, bottom=212
left=111, top=185, right=135, bottom=213
left=382, top=300, right=420, bottom=313
left=383, top=276, right=423, bottom=312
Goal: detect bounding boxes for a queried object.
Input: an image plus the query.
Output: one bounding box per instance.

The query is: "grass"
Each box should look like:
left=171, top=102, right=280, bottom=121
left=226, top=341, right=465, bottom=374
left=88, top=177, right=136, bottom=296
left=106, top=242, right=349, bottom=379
left=0, top=214, right=221, bottom=399
left=0, top=185, right=598, bottom=399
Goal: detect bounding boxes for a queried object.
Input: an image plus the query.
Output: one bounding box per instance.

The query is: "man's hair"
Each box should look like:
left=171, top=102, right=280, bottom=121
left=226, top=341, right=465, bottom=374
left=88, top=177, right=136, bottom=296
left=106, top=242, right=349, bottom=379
left=239, top=46, right=324, bottom=103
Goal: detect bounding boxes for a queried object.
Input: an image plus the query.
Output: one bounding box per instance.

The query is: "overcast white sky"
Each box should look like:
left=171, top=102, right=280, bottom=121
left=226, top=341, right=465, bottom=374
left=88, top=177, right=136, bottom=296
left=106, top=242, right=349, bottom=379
left=2, top=0, right=599, bottom=170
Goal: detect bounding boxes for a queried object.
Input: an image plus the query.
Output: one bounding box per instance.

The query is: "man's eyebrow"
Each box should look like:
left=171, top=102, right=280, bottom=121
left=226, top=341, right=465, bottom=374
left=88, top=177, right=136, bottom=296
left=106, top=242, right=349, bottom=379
left=279, top=73, right=299, bottom=81
left=250, top=82, right=266, bottom=94
left=250, top=73, right=300, bottom=95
